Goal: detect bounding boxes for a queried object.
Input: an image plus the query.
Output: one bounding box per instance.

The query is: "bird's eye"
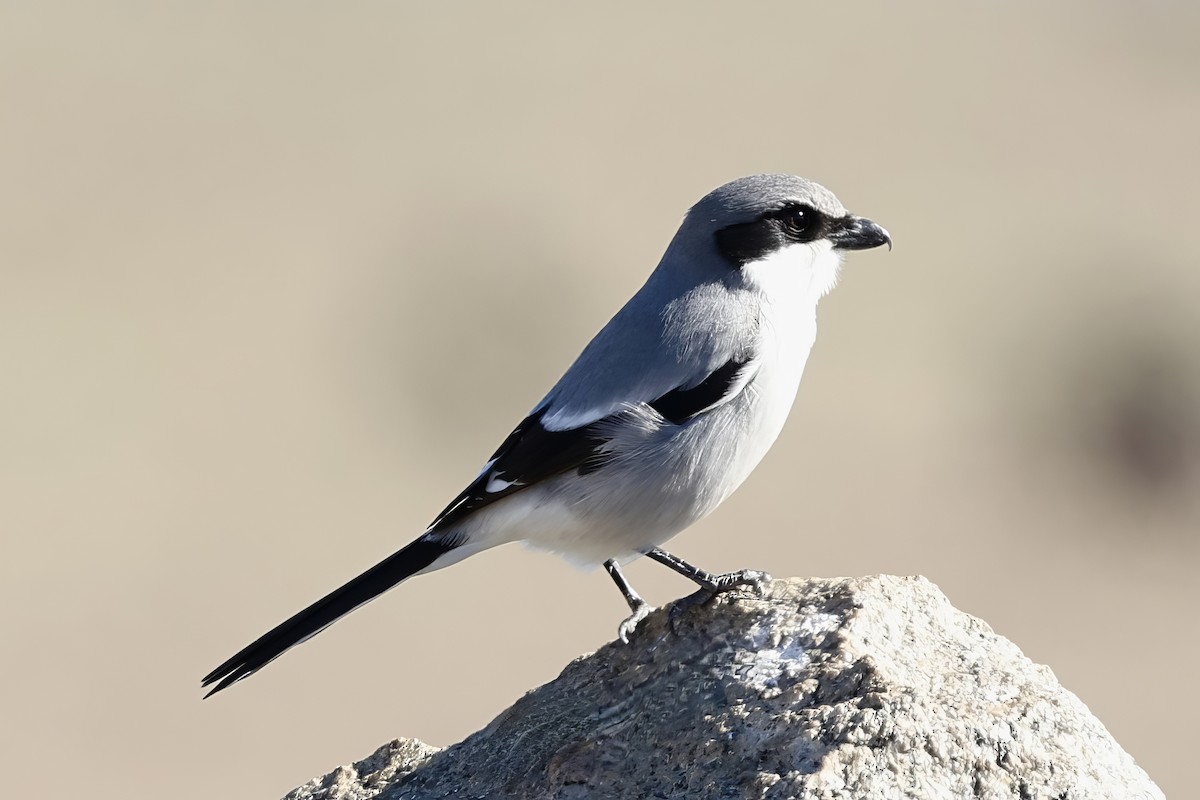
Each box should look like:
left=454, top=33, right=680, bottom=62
left=778, top=205, right=820, bottom=241
left=714, top=203, right=827, bottom=267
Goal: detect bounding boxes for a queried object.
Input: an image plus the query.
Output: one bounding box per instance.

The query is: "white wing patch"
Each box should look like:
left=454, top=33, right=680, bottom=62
left=485, top=475, right=520, bottom=493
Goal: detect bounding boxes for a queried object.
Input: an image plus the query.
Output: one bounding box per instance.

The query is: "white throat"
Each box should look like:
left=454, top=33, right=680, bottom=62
left=739, top=240, right=843, bottom=302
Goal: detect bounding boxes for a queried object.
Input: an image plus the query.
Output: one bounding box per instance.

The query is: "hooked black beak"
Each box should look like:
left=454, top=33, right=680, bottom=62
left=828, top=215, right=892, bottom=251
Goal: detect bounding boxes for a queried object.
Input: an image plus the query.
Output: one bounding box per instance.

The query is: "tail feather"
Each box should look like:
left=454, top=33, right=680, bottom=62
left=202, top=536, right=454, bottom=697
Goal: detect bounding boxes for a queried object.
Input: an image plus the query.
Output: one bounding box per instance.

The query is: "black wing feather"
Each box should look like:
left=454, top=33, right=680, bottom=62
left=430, top=356, right=751, bottom=531
left=429, top=405, right=609, bottom=531
left=649, top=357, right=749, bottom=424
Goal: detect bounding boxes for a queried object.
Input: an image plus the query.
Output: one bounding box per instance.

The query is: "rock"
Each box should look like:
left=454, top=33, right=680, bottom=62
left=283, top=576, right=1163, bottom=800
left=285, top=739, right=438, bottom=800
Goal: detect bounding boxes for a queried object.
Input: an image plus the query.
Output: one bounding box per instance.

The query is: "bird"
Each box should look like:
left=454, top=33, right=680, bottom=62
left=202, top=173, right=890, bottom=697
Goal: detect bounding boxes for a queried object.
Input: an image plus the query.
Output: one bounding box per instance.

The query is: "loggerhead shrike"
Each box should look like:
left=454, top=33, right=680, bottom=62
left=202, top=174, right=890, bottom=696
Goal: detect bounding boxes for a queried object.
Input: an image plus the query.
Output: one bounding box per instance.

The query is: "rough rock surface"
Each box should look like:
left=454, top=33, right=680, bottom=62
left=284, top=576, right=1162, bottom=800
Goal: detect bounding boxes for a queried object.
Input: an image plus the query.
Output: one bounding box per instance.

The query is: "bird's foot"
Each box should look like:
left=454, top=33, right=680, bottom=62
left=667, top=569, right=771, bottom=632
left=697, top=568, right=771, bottom=595
left=617, top=600, right=656, bottom=643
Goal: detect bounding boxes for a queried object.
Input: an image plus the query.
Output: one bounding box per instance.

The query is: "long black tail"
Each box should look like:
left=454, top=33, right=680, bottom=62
left=202, top=536, right=454, bottom=697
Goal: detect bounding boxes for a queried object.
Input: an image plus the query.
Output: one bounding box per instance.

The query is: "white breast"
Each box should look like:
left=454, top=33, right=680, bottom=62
left=709, top=240, right=839, bottom=502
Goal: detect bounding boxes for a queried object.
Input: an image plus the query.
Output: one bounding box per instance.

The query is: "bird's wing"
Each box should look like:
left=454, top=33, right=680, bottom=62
left=428, top=354, right=757, bottom=532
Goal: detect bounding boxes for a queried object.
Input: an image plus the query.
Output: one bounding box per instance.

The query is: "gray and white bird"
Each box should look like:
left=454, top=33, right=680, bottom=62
left=202, top=174, right=890, bottom=696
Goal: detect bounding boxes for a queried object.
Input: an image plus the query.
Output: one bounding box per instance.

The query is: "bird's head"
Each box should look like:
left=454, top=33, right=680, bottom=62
left=674, top=174, right=890, bottom=300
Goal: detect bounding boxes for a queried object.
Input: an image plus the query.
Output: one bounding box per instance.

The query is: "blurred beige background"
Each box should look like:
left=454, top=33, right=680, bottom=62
left=2, top=3, right=1197, bottom=798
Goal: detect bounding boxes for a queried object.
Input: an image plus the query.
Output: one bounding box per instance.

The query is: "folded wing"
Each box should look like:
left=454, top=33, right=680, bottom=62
left=428, top=355, right=756, bottom=532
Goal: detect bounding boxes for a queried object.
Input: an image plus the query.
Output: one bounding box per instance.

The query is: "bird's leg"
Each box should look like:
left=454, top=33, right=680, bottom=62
left=605, top=559, right=654, bottom=643
left=645, top=547, right=769, bottom=617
